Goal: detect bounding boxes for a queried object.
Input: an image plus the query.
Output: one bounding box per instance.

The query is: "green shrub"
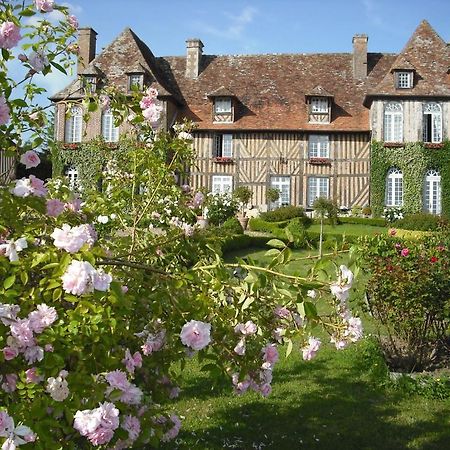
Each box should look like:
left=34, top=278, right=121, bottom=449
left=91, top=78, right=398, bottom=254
left=222, top=216, right=244, bottom=234
left=260, top=205, right=310, bottom=223
left=248, top=217, right=288, bottom=233
left=220, top=234, right=277, bottom=253
left=362, top=206, right=372, bottom=216
left=395, top=213, right=449, bottom=231
left=351, top=204, right=363, bottom=216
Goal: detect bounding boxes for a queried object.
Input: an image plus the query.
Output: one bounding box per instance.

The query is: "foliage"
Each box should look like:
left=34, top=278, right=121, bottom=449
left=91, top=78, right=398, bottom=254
left=383, top=206, right=404, bottom=223
left=313, top=197, right=339, bottom=226
left=221, top=216, right=244, bottom=235
left=389, top=372, right=450, bottom=400
left=259, top=206, right=311, bottom=224
left=265, top=187, right=280, bottom=204
left=220, top=234, right=274, bottom=254
left=357, top=232, right=450, bottom=371
left=248, top=218, right=289, bottom=233
left=361, top=206, right=372, bottom=217
left=370, top=141, right=450, bottom=217
left=205, top=192, right=238, bottom=226
left=232, top=186, right=253, bottom=216
left=0, top=4, right=364, bottom=449
left=338, top=217, right=385, bottom=227
left=351, top=204, right=362, bottom=216
left=395, top=213, right=449, bottom=231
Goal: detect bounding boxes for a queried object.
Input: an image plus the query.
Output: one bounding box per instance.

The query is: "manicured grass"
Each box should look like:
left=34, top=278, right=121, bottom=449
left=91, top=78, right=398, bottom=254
left=308, top=223, right=387, bottom=236
left=162, top=248, right=450, bottom=449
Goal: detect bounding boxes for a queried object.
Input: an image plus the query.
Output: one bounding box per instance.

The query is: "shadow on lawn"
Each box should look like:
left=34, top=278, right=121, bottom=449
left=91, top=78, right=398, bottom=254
left=167, top=356, right=450, bottom=450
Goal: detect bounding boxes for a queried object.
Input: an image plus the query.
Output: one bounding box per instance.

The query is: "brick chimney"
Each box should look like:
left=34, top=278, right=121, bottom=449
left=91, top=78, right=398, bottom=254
left=352, top=34, right=368, bottom=79
left=77, top=27, right=97, bottom=74
left=185, top=38, right=204, bottom=79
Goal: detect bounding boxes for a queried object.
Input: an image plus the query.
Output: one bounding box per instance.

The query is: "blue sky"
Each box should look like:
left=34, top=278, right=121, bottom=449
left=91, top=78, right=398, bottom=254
left=32, top=0, right=450, bottom=96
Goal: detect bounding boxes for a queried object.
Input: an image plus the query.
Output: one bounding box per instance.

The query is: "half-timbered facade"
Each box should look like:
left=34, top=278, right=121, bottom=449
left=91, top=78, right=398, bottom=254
left=51, top=20, right=450, bottom=213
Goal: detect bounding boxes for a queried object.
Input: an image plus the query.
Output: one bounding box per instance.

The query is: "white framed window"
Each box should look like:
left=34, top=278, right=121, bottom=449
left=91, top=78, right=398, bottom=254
left=270, top=176, right=290, bottom=207
left=308, top=135, right=329, bottom=158
left=66, top=166, right=80, bottom=191
left=310, top=97, right=329, bottom=113
left=307, top=177, right=329, bottom=206
left=396, top=71, right=413, bottom=89
left=65, top=105, right=83, bottom=143
left=423, top=102, right=442, bottom=143
left=214, top=134, right=233, bottom=158
left=384, top=102, right=403, bottom=142
left=101, top=109, right=119, bottom=142
left=128, top=74, right=144, bottom=91
left=212, top=175, right=233, bottom=194
left=214, top=97, right=232, bottom=114
left=424, top=169, right=441, bottom=215
left=385, top=168, right=403, bottom=207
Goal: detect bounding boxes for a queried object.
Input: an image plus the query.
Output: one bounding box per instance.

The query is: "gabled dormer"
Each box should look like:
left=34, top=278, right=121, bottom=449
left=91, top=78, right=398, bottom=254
left=207, top=87, right=237, bottom=124
left=126, top=63, right=150, bottom=92
left=80, top=63, right=104, bottom=94
left=391, top=58, right=417, bottom=90
left=305, top=86, right=334, bottom=124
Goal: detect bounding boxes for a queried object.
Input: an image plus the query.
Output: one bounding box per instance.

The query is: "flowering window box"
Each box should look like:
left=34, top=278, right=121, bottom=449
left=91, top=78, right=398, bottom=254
left=62, top=143, right=80, bottom=150
left=213, top=157, right=234, bottom=164
left=383, top=142, right=404, bottom=148
left=424, top=142, right=444, bottom=149
left=308, top=157, right=331, bottom=165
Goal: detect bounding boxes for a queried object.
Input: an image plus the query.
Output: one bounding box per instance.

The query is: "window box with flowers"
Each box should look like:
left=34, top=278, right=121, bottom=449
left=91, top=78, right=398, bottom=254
left=308, top=157, right=331, bottom=166
left=424, top=142, right=444, bottom=149
left=383, top=142, right=404, bottom=148
left=213, top=157, right=234, bottom=164
left=62, top=143, right=80, bottom=150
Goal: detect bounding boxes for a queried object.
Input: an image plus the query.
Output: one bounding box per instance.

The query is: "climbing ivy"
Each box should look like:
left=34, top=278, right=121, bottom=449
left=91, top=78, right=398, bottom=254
left=371, top=141, right=450, bottom=217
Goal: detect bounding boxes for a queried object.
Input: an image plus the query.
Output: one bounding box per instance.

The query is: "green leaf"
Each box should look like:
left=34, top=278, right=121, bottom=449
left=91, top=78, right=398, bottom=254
left=264, top=248, right=281, bottom=257
left=285, top=339, right=293, bottom=357
left=267, top=239, right=286, bottom=249
left=52, top=288, right=62, bottom=301
left=20, top=271, right=28, bottom=285
left=4, top=275, right=16, bottom=290
left=49, top=60, right=67, bottom=74
left=241, top=297, right=254, bottom=310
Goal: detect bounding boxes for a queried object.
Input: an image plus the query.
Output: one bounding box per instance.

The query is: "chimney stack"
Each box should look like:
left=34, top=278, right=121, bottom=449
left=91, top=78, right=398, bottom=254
left=185, top=38, right=204, bottom=79
left=78, top=27, right=97, bottom=74
left=352, top=34, right=368, bottom=79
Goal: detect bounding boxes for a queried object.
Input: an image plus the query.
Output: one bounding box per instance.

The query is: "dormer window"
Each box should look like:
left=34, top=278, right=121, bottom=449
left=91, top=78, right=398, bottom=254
left=83, top=76, right=97, bottom=94
left=308, top=96, right=331, bottom=124
left=395, top=71, right=413, bottom=89
left=128, top=73, right=144, bottom=91
left=311, top=97, right=329, bottom=114
left=214, top=97, right=232, bottom=114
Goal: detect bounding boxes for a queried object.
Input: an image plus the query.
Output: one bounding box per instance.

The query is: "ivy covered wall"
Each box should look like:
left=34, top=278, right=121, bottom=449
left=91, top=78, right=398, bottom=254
left=371, top=141, right=450, bottom=217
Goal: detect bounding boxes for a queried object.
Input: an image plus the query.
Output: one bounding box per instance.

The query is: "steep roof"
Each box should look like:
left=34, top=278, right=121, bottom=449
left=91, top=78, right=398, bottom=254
left=51, top=21, right=448, bottom=131
left=366, top=20, right=450, bottom=100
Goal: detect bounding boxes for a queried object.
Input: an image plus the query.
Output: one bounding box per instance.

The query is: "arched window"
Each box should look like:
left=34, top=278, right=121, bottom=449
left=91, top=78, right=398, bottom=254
left=64, top=105, right=83, bottom=143
left=424, top=169, right=441, bottom=215
left=386, top=168, right=403, bottom=206
left=101, top=108, right=119, bottom=142
left=423, top=103, right=442, bottom=143
left=384, top=102, right=403, bottom=142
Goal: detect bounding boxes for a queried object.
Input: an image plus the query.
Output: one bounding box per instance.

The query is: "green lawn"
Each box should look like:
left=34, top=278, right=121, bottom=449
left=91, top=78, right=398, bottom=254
left=308, top=223, right=387, bottom=236
left=161, top=248, right=450, bottom=449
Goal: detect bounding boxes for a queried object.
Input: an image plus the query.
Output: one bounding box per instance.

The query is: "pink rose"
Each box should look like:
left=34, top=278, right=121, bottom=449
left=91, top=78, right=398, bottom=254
left=401, top=248, right=409, bottom=257
left=262, top=343, right=279, bottom=365
left=35, top=0, right=54, bottom=12
left=302, top=336, right=321, bottom=361
left=180, top=320, right=211, bottom=351
left=28, top=50, right=48, bottom=72
left=46, top=198, right=65, bottom=217
left=389, top=228, right=397, bottom=236
left=68, top=15, right=79, bottom=29
left=0, top=22, right=22, bottom=49
left=3, top=346, right=18, bottom=360
left=25, top=367, right=41, bottom=383
left=0, top=95, right=10, bottom=125
left=20, top=150, right=41, bottom=169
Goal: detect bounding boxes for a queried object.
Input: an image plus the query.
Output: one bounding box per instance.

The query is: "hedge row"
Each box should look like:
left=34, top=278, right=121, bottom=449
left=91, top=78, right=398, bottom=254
left=220, top=234, right=280, bottom=253
left=338, top=217, right=387, bottom=227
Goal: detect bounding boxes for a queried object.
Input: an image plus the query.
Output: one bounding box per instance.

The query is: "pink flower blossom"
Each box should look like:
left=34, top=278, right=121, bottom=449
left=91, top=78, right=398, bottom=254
left=20, top=150, right=41, bottom=169
left=234, top=338, right=246, bottom=355
left=46, top=375, right=69, bottom=401
left=93, top=269, right=112, bottom=292
left=142, top=102, right=162, bottom=125
left=0, top=411, right=14, bottom=436
left=119, top=383, right=143, bottom=405
left=234, top=320, right=257, bottom=336
left=141, top=330, right=165, bottom=355
left=105, top=370, right=129, bottom=391
left=330, top=265, right=354, bottom=303
left=274, top=306, right=290, bottom=319
left=0, top=95, right=10, bottom=125
left=401, top=248, right=409, bottom=257
left=61, top=260, right=96, bottom=295
left=180, top=320, right=211, bottom=351
left=389, top=228, right=397, bottom=236
left=68, top=15, right=79, bottom=29
left=23, top=345, right=44, bottom=364
left=65, top=197, right=82, bottom=212
left=28, top=50, right=48, bottom=72
left=0, top=304, right=20, bottom=325
left=259, top=383, right=272, bottom=397
left=122, top=349, right=142, bottom=374
left=10, top=319, right=34, bottom=347
left=3, top=346, right=18, bottom=360
left=29, top=175, right=47, bottom=196
left=25, top=367, right=41, bottom=384
left=122, top=415, right=141, bottom=442
left=302, top=336, right=321, bottom=361
left=51, top=223, right=93, bottom=253
left=46, top=198, right=65, bottom=217
left=28, top=303, right=58, bottom=333
left=2, top=374, right=18, bottom=393
left=161, top=415, right=181, bottom=442
left=35, top=0, right=54, bottom=12
left=345, top=316, right=363, bottom=342
left=0, top=22, right=21, bottom=49
left=45, top=343, right=54, bottom=352
left=0, top=237, right=28, bottom=262
left=99, top=94, right=111, bottom=110
left=262, top=343, right=279, bottom=365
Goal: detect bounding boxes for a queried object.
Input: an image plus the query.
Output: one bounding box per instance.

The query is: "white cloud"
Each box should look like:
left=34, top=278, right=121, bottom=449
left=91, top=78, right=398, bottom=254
left=195, top=6, right=258, bottom=41
left=26, top=2, right=83, bottom=25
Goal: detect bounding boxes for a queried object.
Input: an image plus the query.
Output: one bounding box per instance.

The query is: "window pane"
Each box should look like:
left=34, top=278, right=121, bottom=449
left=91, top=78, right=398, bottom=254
left=65, top=106, right=82, bottom=143
left=309, top=135, right=329, bottom=158
left=102, top=110, right=119, bottom=142
left=215, top=98, right=232, bottom=113
left=222, top=134, right=233, bottom=157
left=307, top=177, right=329, bottom=206
left=311, top=98, right=328, bottom=113
left=212, top=176, right=233, bottom=194
left=270, top=176, right=290, bottom=207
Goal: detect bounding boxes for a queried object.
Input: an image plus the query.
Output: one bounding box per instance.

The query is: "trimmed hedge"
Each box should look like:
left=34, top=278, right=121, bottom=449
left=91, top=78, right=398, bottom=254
left=221, top=216, right=244, bottom=234
left=260, top=206, right=311, bottom=224
left=338, top=217, right=387, bottom=227
left=395, top=213, right=448, bottom=232
left=221, top=234, right=279, bottom=253
left=248, top=217, right=289, bottom=233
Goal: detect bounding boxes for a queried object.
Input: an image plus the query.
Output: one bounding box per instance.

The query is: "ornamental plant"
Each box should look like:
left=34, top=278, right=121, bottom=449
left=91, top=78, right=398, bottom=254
left=0, top=3, right=363, bottom=449
left=233, top=186, right=253, bottom=217
left=204, top=192, right=238, bottom=226
left=358, top=231, right=450, bottom=371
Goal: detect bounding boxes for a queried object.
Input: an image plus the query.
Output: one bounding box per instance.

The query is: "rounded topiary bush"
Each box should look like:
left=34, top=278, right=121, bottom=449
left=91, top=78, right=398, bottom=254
left=222, top=216, right=244, bottom=234
left=260, top=206, right=311, bottom=225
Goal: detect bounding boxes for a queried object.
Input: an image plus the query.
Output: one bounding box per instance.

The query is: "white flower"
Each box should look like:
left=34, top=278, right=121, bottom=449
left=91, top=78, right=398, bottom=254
left=46, top=376, right=69, bottom=401
left=307, top=289, right=317, bottom=299
left=97, top=215, right=109, bottom=224
left=0, top=238, right=27, bottom=262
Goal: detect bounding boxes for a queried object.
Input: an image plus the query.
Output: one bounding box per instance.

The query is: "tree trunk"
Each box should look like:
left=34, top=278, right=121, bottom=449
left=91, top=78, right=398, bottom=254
left=319, top=217, right=323, bottom=259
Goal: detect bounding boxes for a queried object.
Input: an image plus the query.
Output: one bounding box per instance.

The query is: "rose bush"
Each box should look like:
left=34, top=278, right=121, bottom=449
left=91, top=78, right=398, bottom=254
left=0, top=2, right=364, bottom=448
